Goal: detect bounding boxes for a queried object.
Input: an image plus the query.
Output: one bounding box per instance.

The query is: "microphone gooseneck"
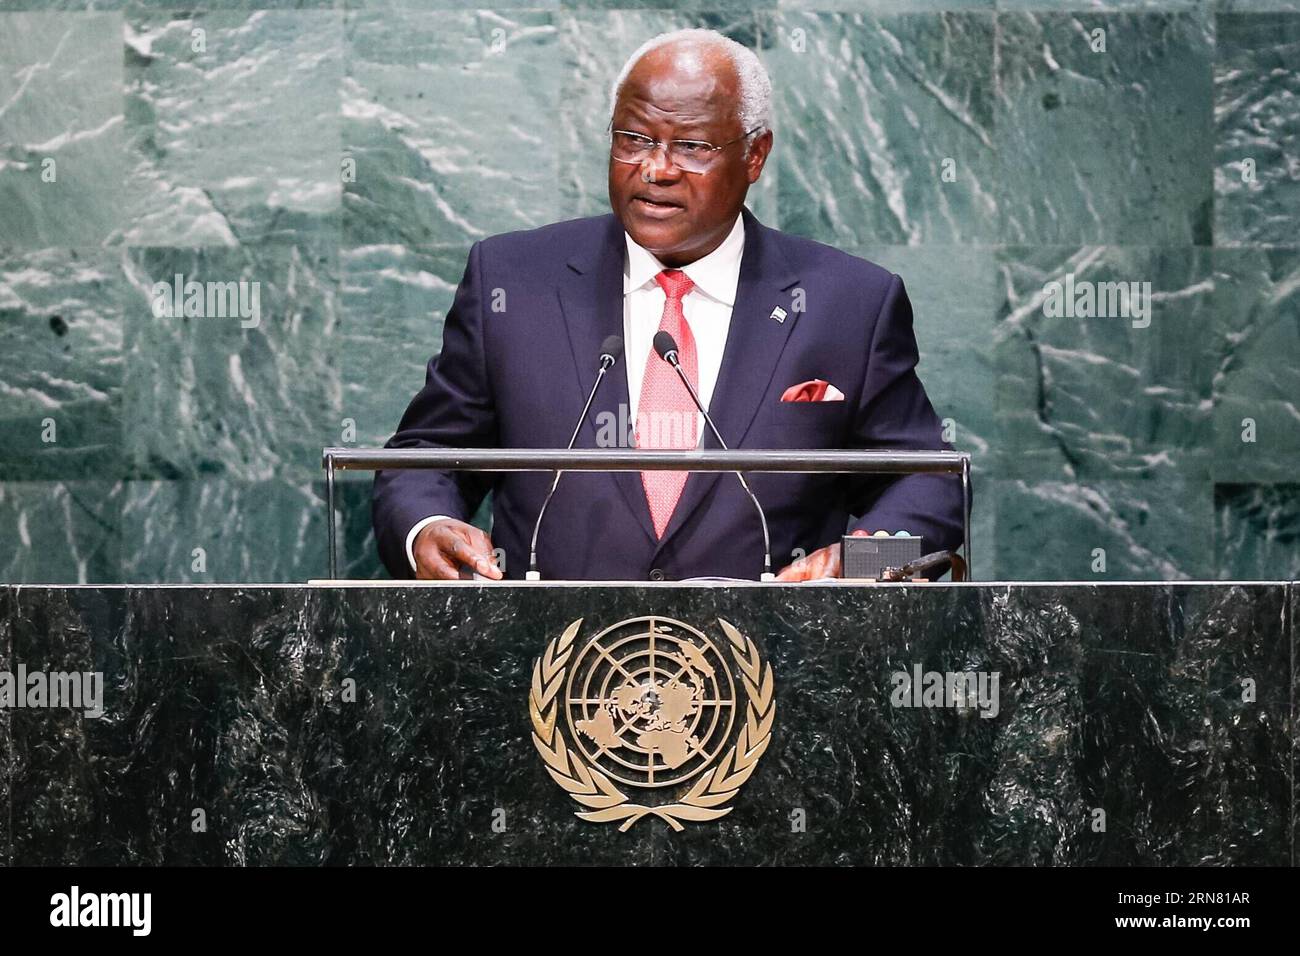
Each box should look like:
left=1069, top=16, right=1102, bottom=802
left=652, top=331, right=774, bottom=581
left=527, top=335, right=623, bottom=580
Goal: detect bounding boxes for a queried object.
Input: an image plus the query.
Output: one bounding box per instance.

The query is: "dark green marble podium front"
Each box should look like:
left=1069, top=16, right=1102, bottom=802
left=0, top=582, right=1294, bottom=866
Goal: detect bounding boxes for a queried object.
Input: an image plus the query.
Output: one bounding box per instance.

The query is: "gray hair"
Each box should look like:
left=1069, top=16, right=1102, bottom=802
left=608, top=29, right=773, bottom=146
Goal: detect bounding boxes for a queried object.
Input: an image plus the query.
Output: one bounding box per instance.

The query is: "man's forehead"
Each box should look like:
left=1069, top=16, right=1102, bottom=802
left=619, top=43, right=739, bottom=110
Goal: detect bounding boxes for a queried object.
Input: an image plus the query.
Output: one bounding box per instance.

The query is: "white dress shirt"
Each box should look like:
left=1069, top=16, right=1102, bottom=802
left=623, top=210, right=745, bottom=436
left=407, top=211, right=747, bottom=573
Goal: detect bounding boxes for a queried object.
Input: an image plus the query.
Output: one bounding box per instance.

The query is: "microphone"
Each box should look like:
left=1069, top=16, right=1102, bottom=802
left=526, top=335, right=623, bottom=580
left=652, top=331, right=775, bottom=582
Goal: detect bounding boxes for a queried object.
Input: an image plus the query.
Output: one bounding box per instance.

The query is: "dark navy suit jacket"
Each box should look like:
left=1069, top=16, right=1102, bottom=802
left=372, top=206, right=969, bottom=580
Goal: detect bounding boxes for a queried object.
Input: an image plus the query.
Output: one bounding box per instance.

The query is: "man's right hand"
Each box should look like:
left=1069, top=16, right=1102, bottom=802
left=412, top=518, right=504, bottom=580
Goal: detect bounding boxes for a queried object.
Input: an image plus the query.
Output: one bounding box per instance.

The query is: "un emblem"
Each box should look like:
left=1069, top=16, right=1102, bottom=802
left=529, top=616, right=775, bottom=830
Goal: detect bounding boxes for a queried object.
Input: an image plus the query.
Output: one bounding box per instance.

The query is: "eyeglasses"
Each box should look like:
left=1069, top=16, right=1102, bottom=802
left=610, top=126, right=763, bottom=174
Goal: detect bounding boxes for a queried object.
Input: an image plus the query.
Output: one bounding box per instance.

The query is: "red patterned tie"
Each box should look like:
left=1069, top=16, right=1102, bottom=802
left=636, top=269, right=699, bottom=538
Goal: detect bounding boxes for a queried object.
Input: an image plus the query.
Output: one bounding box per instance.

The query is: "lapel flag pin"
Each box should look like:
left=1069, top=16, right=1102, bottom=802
left=769, top=306, right=788, bottom=324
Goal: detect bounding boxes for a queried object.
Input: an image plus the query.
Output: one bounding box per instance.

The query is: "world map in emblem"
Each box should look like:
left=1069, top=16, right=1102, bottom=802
left=564, top=616, right=736, bottom=789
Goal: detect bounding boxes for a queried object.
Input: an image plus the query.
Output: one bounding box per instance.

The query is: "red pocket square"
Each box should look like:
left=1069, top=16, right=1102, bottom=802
left=781, top=379, right=844, bottom=402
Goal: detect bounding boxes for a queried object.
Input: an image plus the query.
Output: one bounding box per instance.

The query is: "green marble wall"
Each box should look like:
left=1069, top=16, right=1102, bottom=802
left=0, top=2, right=1296, bottom=583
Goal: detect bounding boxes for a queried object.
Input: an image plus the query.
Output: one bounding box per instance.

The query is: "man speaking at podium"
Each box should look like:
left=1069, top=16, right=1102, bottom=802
left=372, top=29, right=968, bottom=582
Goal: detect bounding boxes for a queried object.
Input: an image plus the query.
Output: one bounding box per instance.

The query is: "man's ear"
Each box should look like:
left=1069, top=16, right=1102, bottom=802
left=746, top=129, right=773, bottom=184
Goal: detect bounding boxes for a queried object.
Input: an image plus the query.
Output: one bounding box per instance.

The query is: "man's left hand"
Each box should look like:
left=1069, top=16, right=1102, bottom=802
left=775, top=542, right=841, bottom=582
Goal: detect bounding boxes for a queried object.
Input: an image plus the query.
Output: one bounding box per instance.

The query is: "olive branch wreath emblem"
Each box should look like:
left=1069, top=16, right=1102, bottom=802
left=529, top=617, right=775, bottom=831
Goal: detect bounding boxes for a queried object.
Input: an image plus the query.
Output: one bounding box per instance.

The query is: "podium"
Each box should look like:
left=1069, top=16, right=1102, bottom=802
left=324, top=446, right=975, bottom=579
left=0, top=581, right=1292, bottom=865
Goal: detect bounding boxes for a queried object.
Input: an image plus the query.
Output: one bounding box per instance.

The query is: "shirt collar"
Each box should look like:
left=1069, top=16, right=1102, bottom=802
left=623, top=211, right=746, bottom=307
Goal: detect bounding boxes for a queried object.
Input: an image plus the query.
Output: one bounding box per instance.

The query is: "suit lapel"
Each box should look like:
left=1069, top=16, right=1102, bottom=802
left=651, top=206, right=801, bottom=559
left=557, top=215, right=658, bottom=546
